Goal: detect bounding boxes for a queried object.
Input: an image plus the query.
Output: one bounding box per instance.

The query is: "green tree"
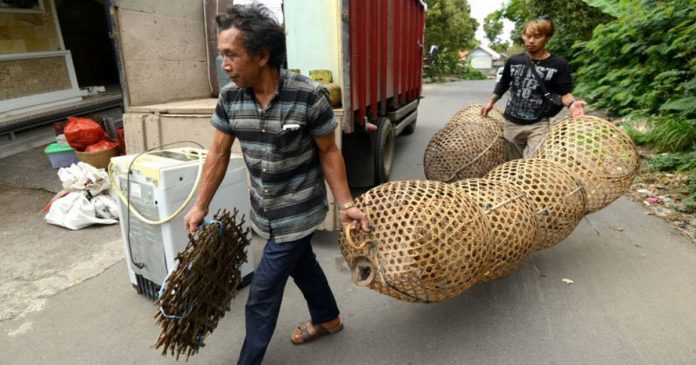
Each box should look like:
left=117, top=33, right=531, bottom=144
left=424, top=0, right=478, bottom=79
left=483, top=10, right=510, bottom=54
left=483, top=11, right=503, bottom=44
left=501, top=0, right=532, bottom=46
left=489, top=41, right=511, bottom=54
left=425, top=0, right=478, bottom=52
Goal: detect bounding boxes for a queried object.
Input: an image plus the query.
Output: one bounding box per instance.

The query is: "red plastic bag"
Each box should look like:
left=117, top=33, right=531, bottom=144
left=63, top=116, right=108, bottom=151
left=85, top=139, right=120, bottom=153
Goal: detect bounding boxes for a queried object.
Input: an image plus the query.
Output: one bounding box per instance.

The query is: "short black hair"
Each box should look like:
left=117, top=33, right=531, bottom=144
left=216, top=3, right=286, bottom=69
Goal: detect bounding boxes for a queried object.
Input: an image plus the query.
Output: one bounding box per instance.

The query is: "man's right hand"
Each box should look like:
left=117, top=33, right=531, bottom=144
left=480, top=100, right=495, bottom=116
left=184, top=205, right=208, bottom=233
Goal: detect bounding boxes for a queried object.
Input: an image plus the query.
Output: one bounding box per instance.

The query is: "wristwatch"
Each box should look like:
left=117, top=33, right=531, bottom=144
left=338, top=201, right=355, bottom=210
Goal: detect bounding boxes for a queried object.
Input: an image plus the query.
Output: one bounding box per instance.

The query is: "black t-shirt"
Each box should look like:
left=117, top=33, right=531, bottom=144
left=494, top=53, right=573, bottom=124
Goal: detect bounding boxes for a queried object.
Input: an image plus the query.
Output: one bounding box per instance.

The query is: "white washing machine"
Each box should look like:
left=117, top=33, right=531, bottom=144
left=111, top=148, right=254, bottom=299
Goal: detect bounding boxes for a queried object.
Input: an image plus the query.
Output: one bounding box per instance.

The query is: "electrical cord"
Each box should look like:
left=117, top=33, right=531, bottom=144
left=109, top=141, right=206, bottom=225
left=107, top=141, right=205, bottom=269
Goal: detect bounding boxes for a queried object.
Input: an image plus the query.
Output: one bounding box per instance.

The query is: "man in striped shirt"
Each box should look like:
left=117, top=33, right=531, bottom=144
left=183, top=3, right=369, bottom=365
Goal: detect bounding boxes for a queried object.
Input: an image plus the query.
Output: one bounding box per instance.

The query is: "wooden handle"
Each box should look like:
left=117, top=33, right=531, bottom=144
left=343, top=224, right=369, bottom=250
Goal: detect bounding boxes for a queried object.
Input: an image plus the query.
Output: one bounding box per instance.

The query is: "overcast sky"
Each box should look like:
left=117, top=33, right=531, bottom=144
left=469, top=0, right=514, bottom=45
left=235, top=0, right=283, bottom=22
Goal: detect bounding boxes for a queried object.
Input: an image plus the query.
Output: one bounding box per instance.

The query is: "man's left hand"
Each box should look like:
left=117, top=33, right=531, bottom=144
left=339, top=206, right=369, bottom=232
left=570, top=100, right=587, bottom=117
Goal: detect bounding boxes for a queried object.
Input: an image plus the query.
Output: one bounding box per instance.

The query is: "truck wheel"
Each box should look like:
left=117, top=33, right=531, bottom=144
left=373, top=117, right=395, bottom=184
left=401, top=117, right=416, bottom=135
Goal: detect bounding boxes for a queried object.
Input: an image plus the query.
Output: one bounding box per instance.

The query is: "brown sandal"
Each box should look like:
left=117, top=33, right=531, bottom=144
left=290, top=320, right=343, bottom=345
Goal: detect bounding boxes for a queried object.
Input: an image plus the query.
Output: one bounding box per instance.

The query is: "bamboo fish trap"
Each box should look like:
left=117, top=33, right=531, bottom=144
left=448, top=104, right=505, bottom=134
left=339, top=180, right=492, bottom=303
left=450, top=179, right=539, bottom=281
left=424, top=119, right=506, bottom=182
left=533, top=115, right=640, bottom=213
left=485, top=158, right=587, bottom=250
left=342, top=112, right=637, bottom=303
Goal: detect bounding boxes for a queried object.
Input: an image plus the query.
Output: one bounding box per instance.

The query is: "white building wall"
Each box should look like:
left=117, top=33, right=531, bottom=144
left=469, top=49, right=492, bottom=70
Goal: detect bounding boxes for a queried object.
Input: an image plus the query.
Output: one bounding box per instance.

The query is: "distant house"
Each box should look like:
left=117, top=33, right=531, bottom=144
left=468, top=45, right=503, bottom=71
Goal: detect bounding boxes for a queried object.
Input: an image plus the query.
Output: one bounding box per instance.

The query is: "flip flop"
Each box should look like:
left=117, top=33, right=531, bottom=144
left=290, top=320, right=344, bottom=345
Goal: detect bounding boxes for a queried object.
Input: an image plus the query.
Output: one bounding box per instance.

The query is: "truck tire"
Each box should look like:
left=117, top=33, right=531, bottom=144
left=373, top=117, right=395, bottom=184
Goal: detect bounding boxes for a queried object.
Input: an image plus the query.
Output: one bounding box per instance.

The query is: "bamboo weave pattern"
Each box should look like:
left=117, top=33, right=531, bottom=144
left=339, top=180, right=491, bottom=303
left=424, top=108, right=506, bottom=182
left=485, top=158, right=587, bottom=250
left=451, top=179, right=538, bottom=281
left=533, top=115, right=640, bottom=213
left=448, top=104, right=504, bottom=134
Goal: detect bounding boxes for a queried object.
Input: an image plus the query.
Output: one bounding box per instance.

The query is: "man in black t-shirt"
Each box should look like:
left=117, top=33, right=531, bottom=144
left=481, top=16, right=586, bottom=159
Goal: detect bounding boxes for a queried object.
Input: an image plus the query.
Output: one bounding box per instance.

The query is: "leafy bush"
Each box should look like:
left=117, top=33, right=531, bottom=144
left=573, top=0, right=696, bottom=152
left=648, top=151, right=696, bottom=172
left=649, top=117, right=696, bottom=153
left=453, top=61, right=487, bottom=80
left=460, top=69, right=487, bottom=80
left=428, top=49, right=460, bottom=81
left=622, top=116, right=695, bottom=153
left=649, top=152, right=696, bottom=209
left=687, top=172, right=696, bottom=208
left=427, top=50, right=487, bottom=81
left=622, top=119, right=655, bottom=146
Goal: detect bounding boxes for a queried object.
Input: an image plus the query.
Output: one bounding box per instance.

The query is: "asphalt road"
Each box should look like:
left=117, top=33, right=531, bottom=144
left=2, top=80, right=695, bottom=365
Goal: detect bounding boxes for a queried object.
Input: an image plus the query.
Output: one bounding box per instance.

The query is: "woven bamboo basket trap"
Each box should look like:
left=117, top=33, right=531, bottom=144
left=424, top=113, right=506, bottom=182
left=533, top=115, right=640, bottom=213
left=485, top=158, right=587, bottom=250
left=448, top=104, right=504, bottom=134
left=450, top=178, right=539, bottom=281
left=154, top=209, right=250, bottom=359
left=339, top=180, right=492, bottom=303
left=340, top=109, right=638, bottom=303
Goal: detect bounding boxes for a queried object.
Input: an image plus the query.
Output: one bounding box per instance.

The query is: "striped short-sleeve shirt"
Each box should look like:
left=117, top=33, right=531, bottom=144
left=211, top=70, right=338, bottom=243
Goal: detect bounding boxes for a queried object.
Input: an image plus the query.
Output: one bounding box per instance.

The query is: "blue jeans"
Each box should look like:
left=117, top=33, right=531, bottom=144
left=237, top=233, right=340, bottom=365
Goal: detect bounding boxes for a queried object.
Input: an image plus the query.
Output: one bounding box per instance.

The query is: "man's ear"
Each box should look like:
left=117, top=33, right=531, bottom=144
left=258, top=49, right=271, bottom=67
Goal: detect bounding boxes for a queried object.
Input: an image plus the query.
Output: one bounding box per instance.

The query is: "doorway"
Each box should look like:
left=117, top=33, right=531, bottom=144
left=55, top=0, right=119, bottom=88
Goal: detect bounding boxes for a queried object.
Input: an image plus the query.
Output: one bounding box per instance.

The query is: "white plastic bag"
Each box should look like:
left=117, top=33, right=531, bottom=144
left=91, top=194, right=119, bottom=220
left=45, top=192, right=117, bottom=230
left=58, top=162, right=111, bottom=196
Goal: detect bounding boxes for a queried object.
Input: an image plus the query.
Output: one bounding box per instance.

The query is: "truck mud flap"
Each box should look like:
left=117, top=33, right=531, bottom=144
left=342, top=131, right=375, bottom=188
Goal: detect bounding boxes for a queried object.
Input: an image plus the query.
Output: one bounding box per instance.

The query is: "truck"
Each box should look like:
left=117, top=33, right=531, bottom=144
left=108, top=0, right=426, bottom=230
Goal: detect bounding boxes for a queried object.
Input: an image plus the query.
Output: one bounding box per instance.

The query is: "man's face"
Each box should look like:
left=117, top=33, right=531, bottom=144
left=218, top=27, right=265, bottom=88
left=522, top=28, right=549, bottom=54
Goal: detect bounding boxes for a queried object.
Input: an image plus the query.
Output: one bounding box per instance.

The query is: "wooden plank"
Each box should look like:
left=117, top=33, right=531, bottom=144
left=124, top=60, right=210, bottom=106
left=114, top=0, right=203, bottom=21
left=126, top=98, right=218, bottom=114
left=123, top=113, right=146, bottom=153
left=115, top=6, right=209, bottom=106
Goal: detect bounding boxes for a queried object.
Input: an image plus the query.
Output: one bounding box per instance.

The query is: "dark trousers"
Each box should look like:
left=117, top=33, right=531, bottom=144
left=237, top=233, right=340, bottom=365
